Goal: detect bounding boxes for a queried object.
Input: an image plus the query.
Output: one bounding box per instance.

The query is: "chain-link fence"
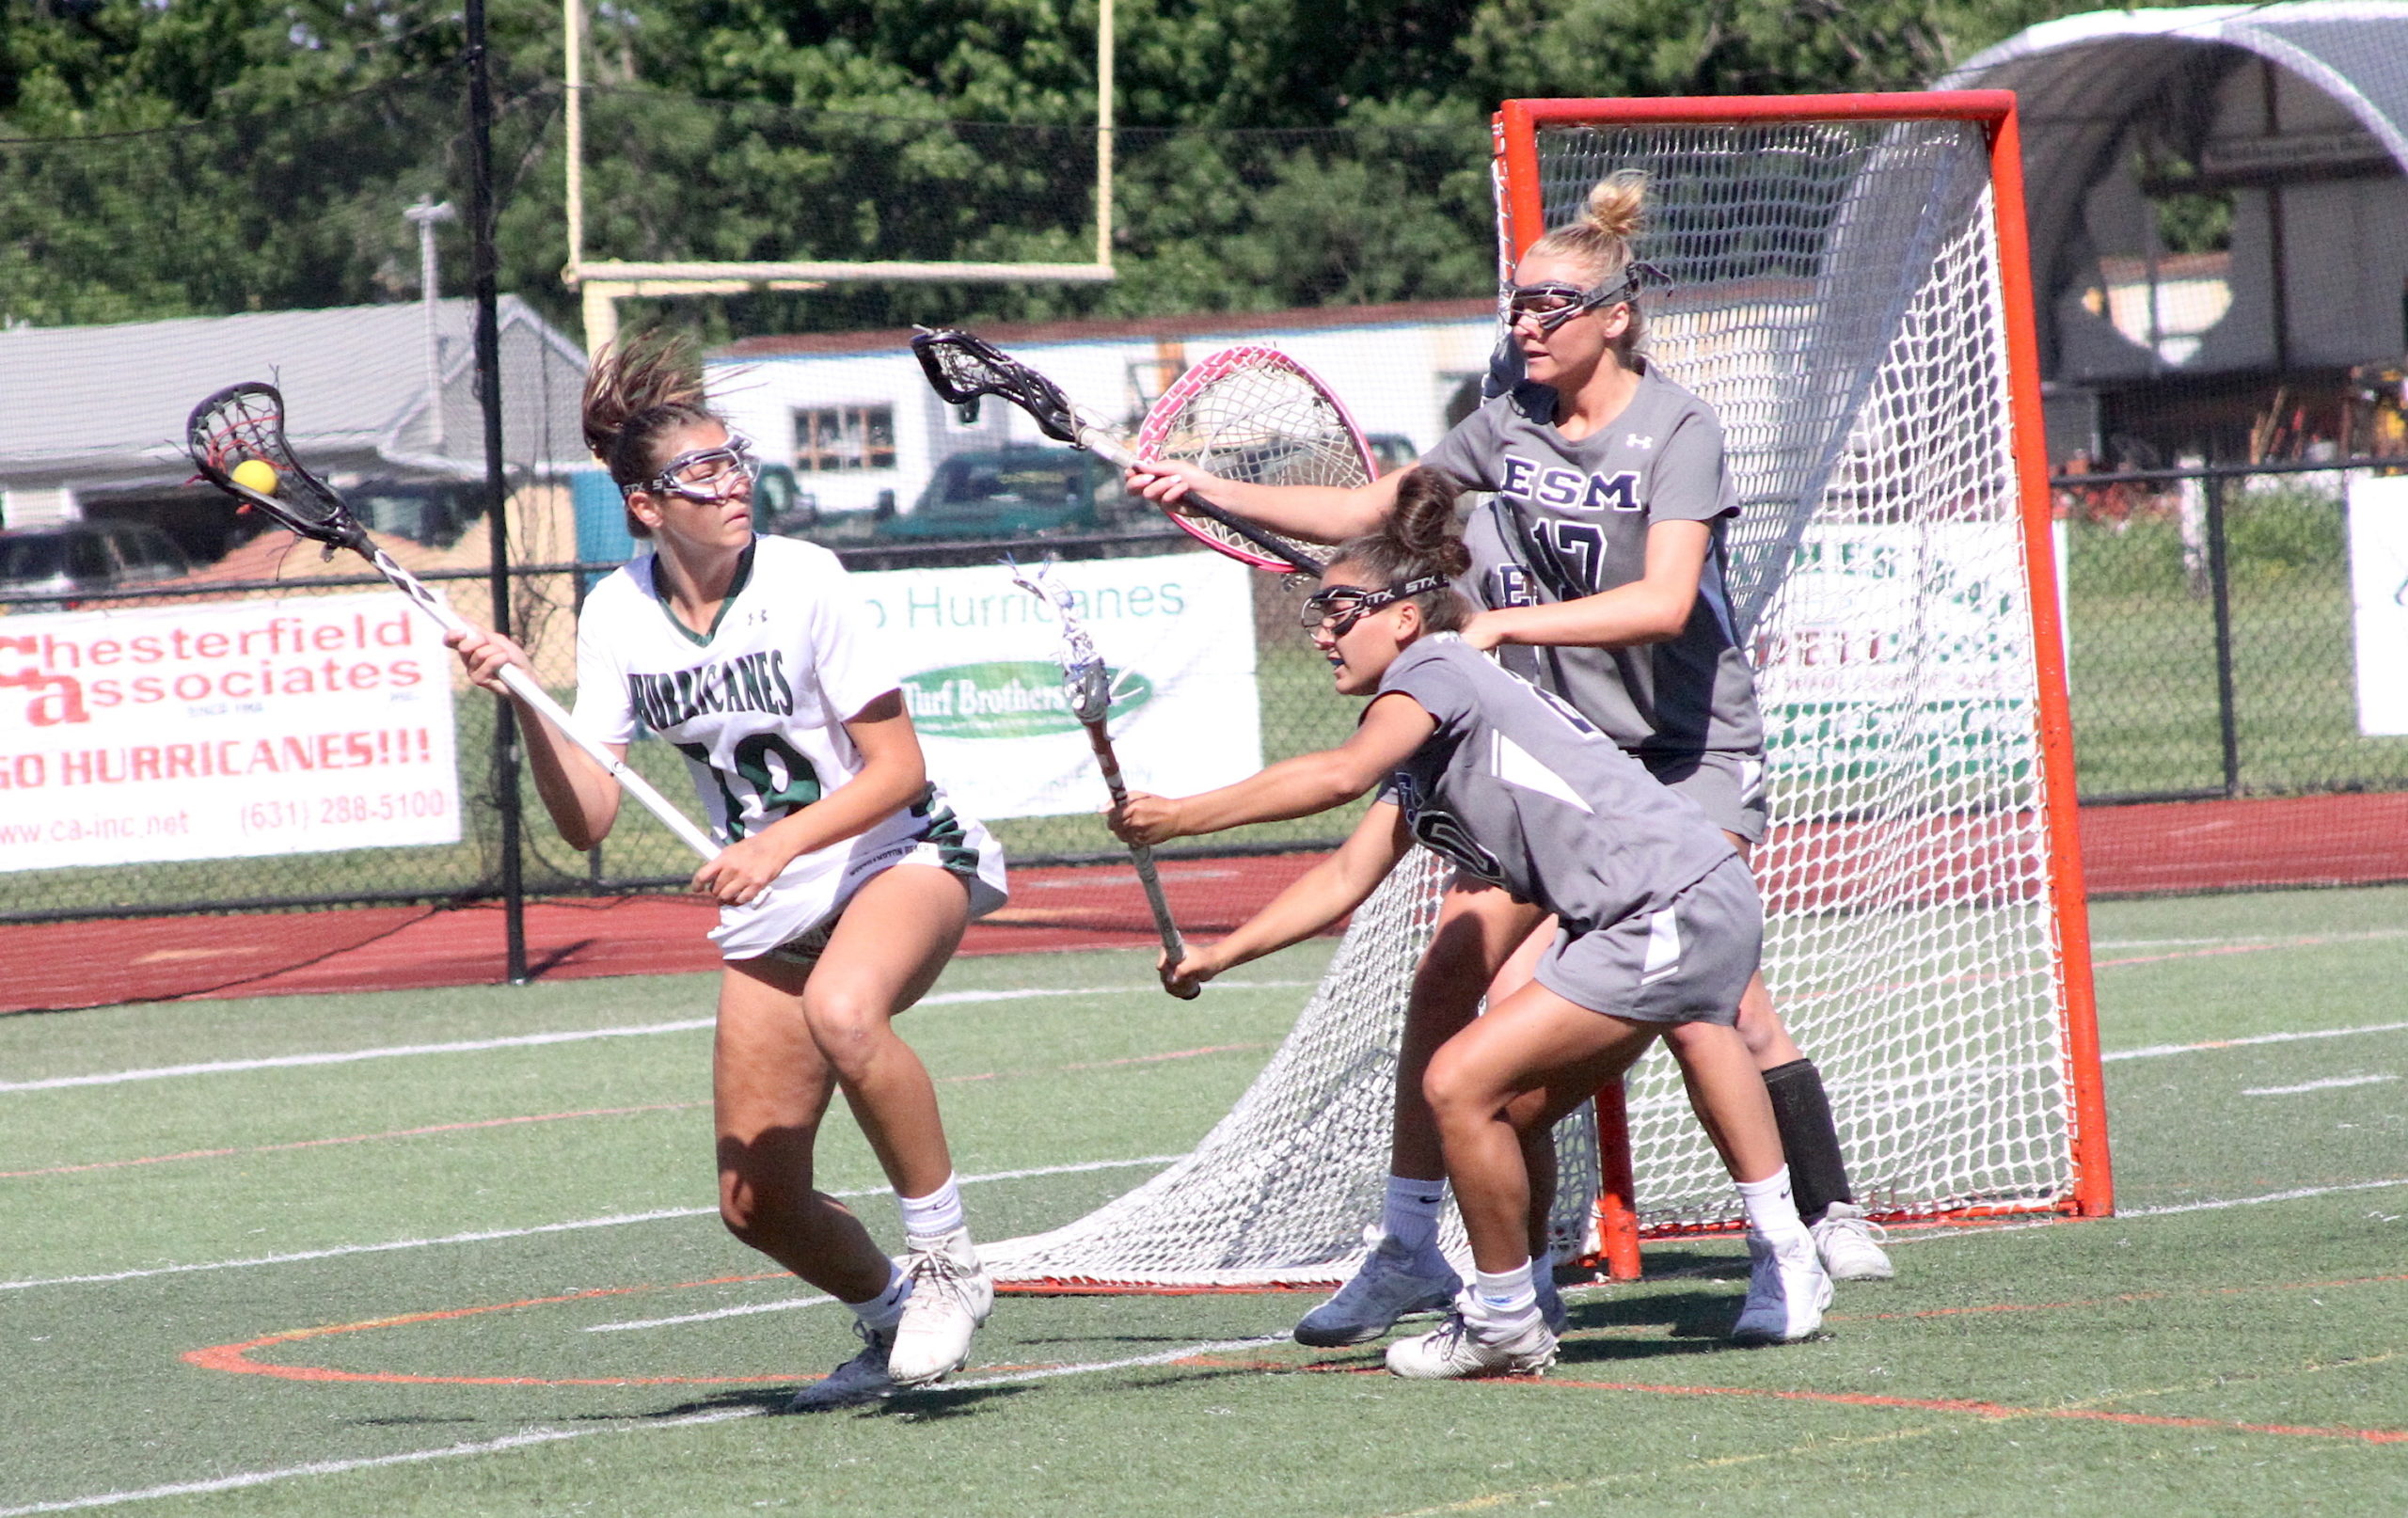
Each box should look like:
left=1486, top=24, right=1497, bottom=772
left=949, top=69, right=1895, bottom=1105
left=2055, top=457, right=2408, bottom=805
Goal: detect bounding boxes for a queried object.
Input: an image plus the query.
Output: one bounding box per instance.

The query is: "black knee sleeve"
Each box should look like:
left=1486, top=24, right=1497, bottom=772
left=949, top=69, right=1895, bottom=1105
left=1762, top=1057, right=1853, bottom=1225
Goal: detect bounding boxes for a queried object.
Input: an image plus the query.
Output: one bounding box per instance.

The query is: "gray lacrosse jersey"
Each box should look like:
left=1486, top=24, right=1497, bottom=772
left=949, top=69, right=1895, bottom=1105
left=1420, top=367, right=1763, bottom=754
left=1377, top=636, right=1736, bottom=931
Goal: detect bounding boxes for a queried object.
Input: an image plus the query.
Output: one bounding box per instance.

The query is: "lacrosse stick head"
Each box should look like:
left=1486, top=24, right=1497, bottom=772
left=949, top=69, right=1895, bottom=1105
left=186, top=382, right=366, bottom=551
left=1004, top=557, right=1114, bottom=724
left=911, top=328, right=1079, bottom=445
left=1135, top=346, right=1371, bottom=572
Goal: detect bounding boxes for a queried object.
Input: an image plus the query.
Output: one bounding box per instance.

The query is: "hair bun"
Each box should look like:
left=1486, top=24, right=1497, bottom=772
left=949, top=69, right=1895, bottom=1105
left=1583, top=170, right=1647, bottom=242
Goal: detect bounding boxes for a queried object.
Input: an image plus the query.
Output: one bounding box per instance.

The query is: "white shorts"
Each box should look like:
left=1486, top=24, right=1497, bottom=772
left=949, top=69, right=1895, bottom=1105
left=709, top=787, right=1008, bottom=963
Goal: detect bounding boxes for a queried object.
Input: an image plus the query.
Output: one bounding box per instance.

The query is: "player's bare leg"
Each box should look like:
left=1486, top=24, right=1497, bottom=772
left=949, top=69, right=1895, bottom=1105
left=800, top=864, right=970, bottom=1199
left=802, top=862, right=990, bottom=1389
left=1297, top=880, right=1543, bottom=1348
left=1394, top=978, right=1652, bottom=1377
left=1715, top=832, right=1893, bottom=1281
left=713, top=957, right=894, bottom=1302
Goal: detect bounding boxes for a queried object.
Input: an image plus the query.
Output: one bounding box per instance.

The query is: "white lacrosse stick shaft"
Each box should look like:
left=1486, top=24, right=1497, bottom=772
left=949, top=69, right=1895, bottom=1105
left=1007, top=560, right=1196, bottom=996
left=382, top=549, right=720, bottom=862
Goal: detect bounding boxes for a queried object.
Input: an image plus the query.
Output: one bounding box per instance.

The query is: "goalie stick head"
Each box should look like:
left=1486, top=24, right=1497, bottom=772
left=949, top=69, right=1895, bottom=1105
left=185, top=381, right=365, bottom=552
left=911, top=328, right=1080, bottom=445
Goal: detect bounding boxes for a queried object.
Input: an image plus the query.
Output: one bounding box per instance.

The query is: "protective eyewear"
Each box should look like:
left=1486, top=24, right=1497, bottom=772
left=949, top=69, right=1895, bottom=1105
left=1504, top=261, right=1671, bottom=333
left=1300, top=575, right=1449, bottom=638
left=626, top=435, right=761, bottom=502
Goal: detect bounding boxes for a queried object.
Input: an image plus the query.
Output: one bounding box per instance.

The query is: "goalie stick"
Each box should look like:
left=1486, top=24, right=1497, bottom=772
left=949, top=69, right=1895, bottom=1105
left=1006, top=557, right=1198, bottom=999
left=911, top=327, right=1332, bottom=576
left=184, top=380, right=721, bottom=863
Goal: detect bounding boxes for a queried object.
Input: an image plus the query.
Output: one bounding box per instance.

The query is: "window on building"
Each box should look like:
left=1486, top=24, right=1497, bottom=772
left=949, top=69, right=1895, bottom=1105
left=792, top=405, right=896, bottom=472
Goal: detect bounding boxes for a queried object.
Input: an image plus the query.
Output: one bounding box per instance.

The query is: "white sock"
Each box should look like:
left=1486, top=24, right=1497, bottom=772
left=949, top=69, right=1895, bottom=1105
left=1466, top=1260, right=1539, bottom=1329
left=898, top=1173, right=966, bottom=1244
left=1382, top=1174, right=1445, bottom=1257
left=1736, top=1165, right=1812, bottom=1247
left=848, top=1261, right=911, bottom=1331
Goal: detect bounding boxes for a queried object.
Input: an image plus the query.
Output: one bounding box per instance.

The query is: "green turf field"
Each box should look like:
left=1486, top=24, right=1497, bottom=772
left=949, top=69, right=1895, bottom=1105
left=6, top=885, right=2407, bottom=1516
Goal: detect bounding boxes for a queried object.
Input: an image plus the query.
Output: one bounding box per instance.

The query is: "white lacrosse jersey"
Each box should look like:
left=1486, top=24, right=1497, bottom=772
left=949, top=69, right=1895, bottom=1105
left=573, top=535, right=1002, bottom=958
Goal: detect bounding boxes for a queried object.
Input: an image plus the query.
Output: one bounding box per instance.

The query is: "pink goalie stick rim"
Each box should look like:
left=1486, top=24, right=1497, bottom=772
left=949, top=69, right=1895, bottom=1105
left=1133, top=345, right=1377, bottom=572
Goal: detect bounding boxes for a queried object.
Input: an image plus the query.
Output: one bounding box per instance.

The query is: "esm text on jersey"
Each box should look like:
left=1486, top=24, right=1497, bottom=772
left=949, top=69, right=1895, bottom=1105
left=1496, top=457, right=1641, bottom=514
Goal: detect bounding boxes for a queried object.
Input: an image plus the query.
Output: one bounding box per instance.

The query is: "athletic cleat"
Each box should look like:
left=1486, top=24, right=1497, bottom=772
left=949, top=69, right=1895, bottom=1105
left=1730, top=1232, right=1833, bottom=1345
left=1386, top=1308, right=1558, bottom=1380
left=1812, top=1202, right=1895, bottom=1282
left=787, top=1321, right=896, bottom=1412
left=887, top=1229, right=993, bottom=1386
left=1534, top=1268, right=1569, bottom=1336
left=1294, top=1236, right=1462, bottom=1347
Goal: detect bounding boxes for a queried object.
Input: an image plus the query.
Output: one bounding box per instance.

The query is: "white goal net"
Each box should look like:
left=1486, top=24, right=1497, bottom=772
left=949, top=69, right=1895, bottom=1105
left=986, top=101, right=2103, bottom=1289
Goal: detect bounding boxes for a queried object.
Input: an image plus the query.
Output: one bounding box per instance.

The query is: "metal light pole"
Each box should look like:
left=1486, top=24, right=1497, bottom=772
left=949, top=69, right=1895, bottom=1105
left=404, top=197, right=458, bottom=451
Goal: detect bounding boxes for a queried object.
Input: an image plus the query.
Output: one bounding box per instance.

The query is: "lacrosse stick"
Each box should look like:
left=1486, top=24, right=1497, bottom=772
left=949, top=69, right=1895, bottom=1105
left=1133, top=344, right=1378, bottom=571
left=1006, top=557, right=1198, bottom=999
left=185, top=381, right=721, bottom=862
left=912, top=327, right=1329, bottom=577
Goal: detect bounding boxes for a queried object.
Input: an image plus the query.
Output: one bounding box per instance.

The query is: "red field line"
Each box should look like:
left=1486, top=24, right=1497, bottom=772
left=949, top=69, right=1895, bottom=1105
left=183, top=1266, right=2408, bottom=1414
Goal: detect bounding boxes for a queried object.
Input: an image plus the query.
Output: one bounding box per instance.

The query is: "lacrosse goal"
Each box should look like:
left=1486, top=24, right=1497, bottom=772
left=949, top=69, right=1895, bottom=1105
left=983, top=91, right=2108, bottom=1291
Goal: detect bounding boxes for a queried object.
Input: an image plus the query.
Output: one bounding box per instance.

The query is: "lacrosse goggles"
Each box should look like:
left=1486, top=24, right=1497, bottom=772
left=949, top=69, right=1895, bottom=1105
left=1300, top=574, right=1450, bottom=640
left=1504, top=259, right=1671, bottom=334
left=625, top=434, right=762, bottom=502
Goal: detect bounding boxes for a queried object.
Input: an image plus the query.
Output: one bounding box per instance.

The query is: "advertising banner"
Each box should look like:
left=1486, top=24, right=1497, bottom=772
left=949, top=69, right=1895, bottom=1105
left=1755, top=522, right=2039, bottom=801
left=2348, top=472, right=2408, bottom=735
left=0, top=592, right=460, bottom=874
left=848, top=552, right=1260, bottom=820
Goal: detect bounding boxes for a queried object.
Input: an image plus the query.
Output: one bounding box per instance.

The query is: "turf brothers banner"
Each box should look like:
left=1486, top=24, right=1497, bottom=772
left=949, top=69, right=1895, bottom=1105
left=0, top=593, right=460, bottom=874
left=851, top=551, right=1260, bottom=821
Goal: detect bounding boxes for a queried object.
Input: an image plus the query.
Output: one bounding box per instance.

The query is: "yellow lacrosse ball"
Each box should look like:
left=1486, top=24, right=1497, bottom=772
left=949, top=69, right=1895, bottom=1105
left=230, top=459, right=280, bottom=496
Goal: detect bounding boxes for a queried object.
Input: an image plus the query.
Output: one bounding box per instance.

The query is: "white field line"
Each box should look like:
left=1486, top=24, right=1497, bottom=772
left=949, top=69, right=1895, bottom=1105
left=0, top=980, right=1310, bottom=1096
left=0, top=1336, right=1289, bottom=1518
left=586, top=1290, right=835, bottom=1333
left=10, top=1173, right=2408, bottom=1515
left=2102, top=1019, right=2408, bottom=1062
left=2242, top=1074, right=2398, bottom=1097
left=2090, top=927, right=2408, bottom=952
left=0, top=1155, right=1179, bottom=1293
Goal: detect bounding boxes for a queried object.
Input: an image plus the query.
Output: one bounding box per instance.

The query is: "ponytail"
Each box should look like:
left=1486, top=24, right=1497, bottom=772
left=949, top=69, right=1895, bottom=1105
left=580, top=330, right=720, bottom=535
left=1331, top=468, right=1474, bottom=632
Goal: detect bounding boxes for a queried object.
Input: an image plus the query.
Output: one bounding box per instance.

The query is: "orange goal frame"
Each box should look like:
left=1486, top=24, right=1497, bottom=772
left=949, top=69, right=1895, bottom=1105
left=1493, top=92, right=2113, bottom=1279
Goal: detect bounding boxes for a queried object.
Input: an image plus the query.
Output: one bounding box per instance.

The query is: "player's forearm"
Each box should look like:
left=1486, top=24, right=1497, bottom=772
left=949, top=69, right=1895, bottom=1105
left=746, top=752, right=927, bottom=868
left=1160, top=751, right=1379, bottom=838
left=513, top=702, right=621, bottom=849
left=1193, top=477, right=1397, bottom=545
left=1479, top=580, right=1694, bottom=650
left=1200, top=849, right=1390, bottom=973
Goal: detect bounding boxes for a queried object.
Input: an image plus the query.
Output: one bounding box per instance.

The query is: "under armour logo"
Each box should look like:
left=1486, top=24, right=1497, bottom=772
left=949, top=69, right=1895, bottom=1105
left=1626, top=434, right=1655, bottom=449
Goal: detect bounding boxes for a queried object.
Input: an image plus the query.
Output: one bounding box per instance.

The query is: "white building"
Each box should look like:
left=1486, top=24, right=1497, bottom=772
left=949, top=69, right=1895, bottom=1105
left=707, top=299, right=1497, bottom=517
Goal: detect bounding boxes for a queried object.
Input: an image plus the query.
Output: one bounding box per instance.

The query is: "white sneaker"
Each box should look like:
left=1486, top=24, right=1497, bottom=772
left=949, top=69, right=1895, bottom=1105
left=886, top=1229, right=992, bottom=1386
left=1730, top=1232, right=1833, bottom=1345
left=787, top=1320, right=895, bottom=1412
left=1294, top=1236, right=1461, bottom=1347
left=1812, top=1202, right=1895, bottom=1282
left=1386, top=1307, right=1557, bottom=1380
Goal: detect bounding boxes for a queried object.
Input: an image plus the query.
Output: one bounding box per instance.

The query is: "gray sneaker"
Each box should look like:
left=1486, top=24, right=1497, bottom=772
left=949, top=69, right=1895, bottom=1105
left=1730, top=1232, right=1833, bottom=1345
left=1386, top=1308, right=1557, bottom=1380
left=787, top=1320, right=896, bottom=1412
left=1534, top=1268, right=1569, bottom=1336
left=1812, top=1202, right=1895, bottom=1282
left=1294, top=1237, right=1462, bottom=1347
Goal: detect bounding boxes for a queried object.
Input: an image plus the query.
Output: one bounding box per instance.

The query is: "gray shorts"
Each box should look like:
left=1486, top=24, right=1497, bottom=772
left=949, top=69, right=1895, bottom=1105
left=1533, top=854, right=1763, bottom=1026
left=1640, top=748, right=1769, bottom=846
